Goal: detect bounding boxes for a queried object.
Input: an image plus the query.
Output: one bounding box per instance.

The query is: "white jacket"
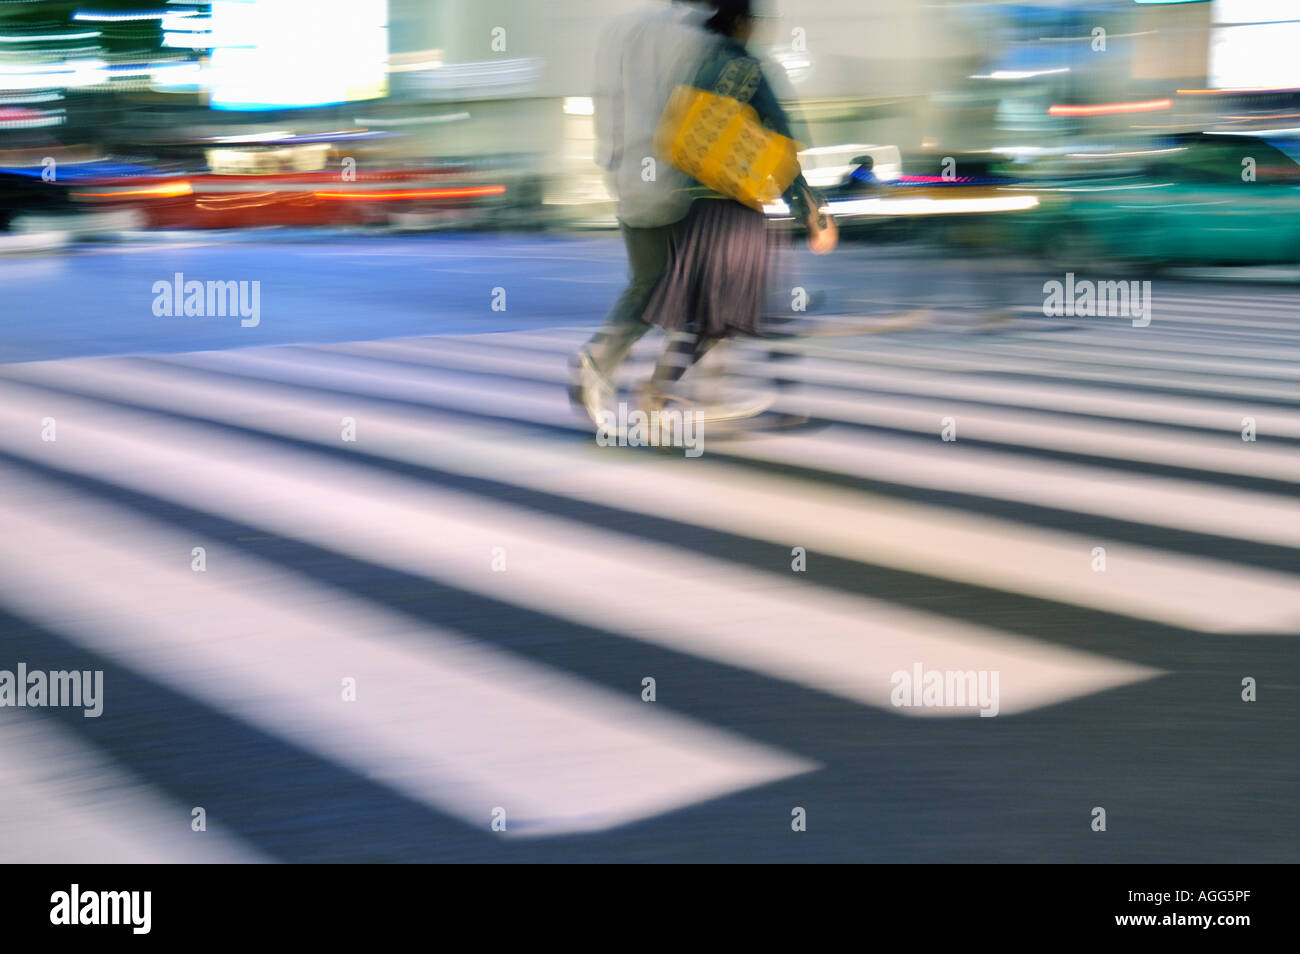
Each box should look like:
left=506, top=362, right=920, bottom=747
left=593, top=2, right=713, bottom=228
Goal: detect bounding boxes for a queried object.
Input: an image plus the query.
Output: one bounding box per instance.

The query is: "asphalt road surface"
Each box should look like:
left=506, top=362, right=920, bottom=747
left=0, top=231, right=1296, bottom=862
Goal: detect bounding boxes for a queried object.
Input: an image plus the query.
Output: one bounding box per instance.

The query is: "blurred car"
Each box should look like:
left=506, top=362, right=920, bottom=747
left=0, top=166, right=78, bottom=231
left=768, top=148, right=1039, bottom=246
left=0, top=159, right=150, bottom=235
left=798, top=143, right=902, bottom=192
left=1012, top=132, right=1300, bottom=269
left=0, top=133, right=546, bottom=235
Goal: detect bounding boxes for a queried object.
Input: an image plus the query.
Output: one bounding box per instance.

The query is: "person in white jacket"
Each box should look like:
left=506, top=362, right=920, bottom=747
left=568, top=1, right=716, bottom=424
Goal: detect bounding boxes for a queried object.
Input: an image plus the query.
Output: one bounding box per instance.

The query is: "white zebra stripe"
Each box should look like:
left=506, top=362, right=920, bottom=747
left=0, top=361, right=1293, bottom=634
left=0, top=376, right=1161, bottom=710
left=0, top=714, right=270, bottom=863
left=331, top=332, right=1300, bottom=439
left=10, top=356, right=1300, bottom=552
left=0, top=466, right=816, bottom=839
left=385, top=327, right=1300, bottom=405
left=143, top=342, right=1300, bottom=485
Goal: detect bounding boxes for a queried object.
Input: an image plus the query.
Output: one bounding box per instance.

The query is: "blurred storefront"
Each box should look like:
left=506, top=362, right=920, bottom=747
left=7, top=1, right=1299, bottom=228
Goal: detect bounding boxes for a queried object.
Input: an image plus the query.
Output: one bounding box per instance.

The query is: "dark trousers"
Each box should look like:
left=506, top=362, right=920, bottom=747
left=583, top=222, right=674, bottom=380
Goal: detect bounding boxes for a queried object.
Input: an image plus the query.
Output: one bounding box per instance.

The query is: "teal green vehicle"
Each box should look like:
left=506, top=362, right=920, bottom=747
left=1014, top=133, right=1300, bottom=270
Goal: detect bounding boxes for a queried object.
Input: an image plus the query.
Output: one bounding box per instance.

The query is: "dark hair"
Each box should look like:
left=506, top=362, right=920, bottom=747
left=705, top=0, right=752, bottom=36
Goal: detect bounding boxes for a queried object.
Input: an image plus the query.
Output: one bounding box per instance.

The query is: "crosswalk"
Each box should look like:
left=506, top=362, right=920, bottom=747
left=0, top=292, right=1296, bottom=861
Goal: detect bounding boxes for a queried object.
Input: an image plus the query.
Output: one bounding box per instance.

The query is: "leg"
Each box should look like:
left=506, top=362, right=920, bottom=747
left=570, top=222, right=673, bottom=422
left=648, top=329, right=719, bottom=395
left=583, top=222, right=673, bottom=379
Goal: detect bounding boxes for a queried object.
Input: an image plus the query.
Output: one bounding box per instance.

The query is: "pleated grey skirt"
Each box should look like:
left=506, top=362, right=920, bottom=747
left=642, top=198, right=783, bottom=339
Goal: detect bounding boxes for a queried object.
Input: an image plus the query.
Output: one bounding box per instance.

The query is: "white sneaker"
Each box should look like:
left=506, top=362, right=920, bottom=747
left=697, top=391, right=775, bottom=423
left=568, top=349, right=613, bottom=427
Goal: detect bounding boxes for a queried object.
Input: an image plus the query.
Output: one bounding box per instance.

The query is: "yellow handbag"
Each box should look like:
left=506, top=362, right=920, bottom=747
left=655, top=82, right=802, bottom=212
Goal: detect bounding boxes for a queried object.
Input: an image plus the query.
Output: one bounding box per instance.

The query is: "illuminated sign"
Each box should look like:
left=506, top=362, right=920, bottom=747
left=1210, top=0, right=1300, bottom=89
left=208, top=0, right=387, bottom=110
